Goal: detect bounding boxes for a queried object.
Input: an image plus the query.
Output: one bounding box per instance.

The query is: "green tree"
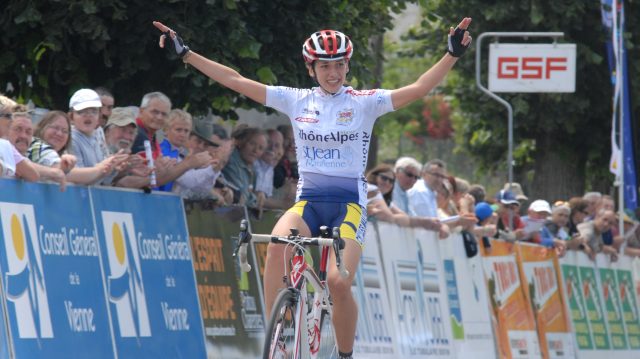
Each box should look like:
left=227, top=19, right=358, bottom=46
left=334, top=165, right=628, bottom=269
left=1, top=0, right=411, bottom=118
left=405, top=1, right=639, bottom=200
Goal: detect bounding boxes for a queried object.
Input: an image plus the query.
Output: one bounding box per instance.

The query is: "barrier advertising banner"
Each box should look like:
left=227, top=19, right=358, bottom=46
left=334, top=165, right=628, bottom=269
left=516, top=243, right=575, bottom=359
left=186, top=204, right=265, bottom=358
left=378, top=224, right=453, bottom=358
left=352, top=221, right=397, bottom=358
left=0, top=181, right=115, bottom=358
left=91, top=187, right=206, bottom=358
left=595, top=255, right=627, bottom=350
left=616, top=256, right=640, bottom=349
left=480, top=240, right=541, bottom=359
left=413, top=228, right=454, bottom=357
left=439, top=233, right=496, bottom=358
left=575, top=252, right=610, bottom=351
left=559, top=252, right=595, bottom=352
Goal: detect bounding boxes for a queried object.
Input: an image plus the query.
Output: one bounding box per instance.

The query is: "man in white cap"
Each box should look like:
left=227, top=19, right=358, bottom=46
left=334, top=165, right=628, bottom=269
left=521, top=199, right=566, bottom=255
left=69, top=89, right=132, bottom=186
left=68, top=88, right=109, bottom=168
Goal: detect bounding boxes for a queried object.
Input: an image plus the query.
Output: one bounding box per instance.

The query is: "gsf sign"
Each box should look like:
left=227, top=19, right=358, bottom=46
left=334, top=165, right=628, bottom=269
left=488, top=43, right=576, bottom=93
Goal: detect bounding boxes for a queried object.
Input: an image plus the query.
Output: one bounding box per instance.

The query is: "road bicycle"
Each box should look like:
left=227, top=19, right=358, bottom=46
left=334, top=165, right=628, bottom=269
left=234, top=219, right=349, bottom=359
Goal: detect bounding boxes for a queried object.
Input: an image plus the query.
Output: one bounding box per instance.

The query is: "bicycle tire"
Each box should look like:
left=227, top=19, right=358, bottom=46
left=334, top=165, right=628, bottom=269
left=263, top=289, right=299, bottom=359
left=314, top=308, right=338, bottom=359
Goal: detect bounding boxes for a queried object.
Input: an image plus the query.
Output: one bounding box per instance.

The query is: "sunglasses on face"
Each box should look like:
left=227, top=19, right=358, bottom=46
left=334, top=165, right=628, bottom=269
left=400, top=168, right=420, bottom=180
left=377, top=174, right=395, bottom=184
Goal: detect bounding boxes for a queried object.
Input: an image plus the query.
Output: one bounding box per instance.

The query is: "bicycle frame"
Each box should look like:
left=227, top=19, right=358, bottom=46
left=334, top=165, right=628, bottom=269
left=234, top=220, right=347, bottom=359
left=288, top=245, right=333, bottom=359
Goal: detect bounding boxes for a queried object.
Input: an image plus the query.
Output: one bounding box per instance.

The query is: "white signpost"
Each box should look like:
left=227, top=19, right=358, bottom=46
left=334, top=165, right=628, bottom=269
left=488, top=43, right=576, bottom=93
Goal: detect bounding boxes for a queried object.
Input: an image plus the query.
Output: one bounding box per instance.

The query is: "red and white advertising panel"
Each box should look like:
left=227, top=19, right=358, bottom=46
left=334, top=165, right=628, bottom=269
left=488, top=44, right=576, bottom=93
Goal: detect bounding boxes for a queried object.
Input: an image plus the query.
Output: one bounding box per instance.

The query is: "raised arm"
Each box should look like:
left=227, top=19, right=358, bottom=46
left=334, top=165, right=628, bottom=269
left=153, top=21, right=267, bottom=105
left=391, top=17, right=472, bottom=110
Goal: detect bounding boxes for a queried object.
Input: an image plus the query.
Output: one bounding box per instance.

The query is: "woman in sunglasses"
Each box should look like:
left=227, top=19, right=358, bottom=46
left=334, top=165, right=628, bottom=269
left=365, top=164, right=410, bottom=225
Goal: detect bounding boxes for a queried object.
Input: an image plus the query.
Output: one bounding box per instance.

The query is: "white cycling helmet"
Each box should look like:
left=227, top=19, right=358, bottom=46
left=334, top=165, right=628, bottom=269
left=302, top=29, right=353, bottom=64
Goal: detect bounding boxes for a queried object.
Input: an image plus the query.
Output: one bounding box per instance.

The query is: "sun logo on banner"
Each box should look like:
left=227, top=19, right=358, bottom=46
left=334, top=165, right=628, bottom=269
left=0, top=202, right=53, bottom=340
left=101, top=211, right=151, bottom=338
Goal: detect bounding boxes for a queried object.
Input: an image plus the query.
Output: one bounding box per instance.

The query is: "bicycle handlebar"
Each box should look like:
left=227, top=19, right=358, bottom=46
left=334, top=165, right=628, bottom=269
left=233, top=220, right=349, bottom=279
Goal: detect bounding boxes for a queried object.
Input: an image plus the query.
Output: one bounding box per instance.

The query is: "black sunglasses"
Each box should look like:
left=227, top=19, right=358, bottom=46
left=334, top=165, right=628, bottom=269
left=378, top=174, right=395, bottom=184
left=400, top=168, right=420, bottom=180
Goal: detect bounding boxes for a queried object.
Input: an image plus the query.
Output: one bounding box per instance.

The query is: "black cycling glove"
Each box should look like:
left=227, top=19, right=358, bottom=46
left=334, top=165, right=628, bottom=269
left=447, top=27, right=469, bottom=57
left=164, top=31, right=190, bottom=58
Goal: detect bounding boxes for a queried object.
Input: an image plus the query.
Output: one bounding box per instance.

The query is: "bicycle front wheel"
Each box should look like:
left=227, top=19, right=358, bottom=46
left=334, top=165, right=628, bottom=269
left=263, top=289, right=299, bottom=359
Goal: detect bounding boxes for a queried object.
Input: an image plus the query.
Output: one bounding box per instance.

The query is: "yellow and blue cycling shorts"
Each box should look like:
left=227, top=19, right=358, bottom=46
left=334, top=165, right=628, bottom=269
left=286, top=200, right=367, bottom=247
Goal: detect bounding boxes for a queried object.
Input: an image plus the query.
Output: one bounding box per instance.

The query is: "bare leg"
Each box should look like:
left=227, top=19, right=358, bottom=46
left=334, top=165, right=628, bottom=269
left=327, top=239, right=362, bottom=354
left=263, top=211, right=311, bottom=317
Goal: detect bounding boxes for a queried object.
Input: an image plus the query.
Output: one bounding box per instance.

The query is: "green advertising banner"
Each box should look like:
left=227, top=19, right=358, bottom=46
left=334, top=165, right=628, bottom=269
left=185, top=204, right=265, bottom=358
left=599, top=268, right=627, bottom=349
left=578, top=266, right=610, bottom=350
left=561, top=264, right=593, bottom=350
left=616, top=269, right=640, bottom=349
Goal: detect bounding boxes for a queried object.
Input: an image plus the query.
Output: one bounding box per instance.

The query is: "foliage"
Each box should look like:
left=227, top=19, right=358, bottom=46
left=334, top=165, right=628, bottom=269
left=403, top=95, right=453, bottom=145
left=407, top=1, right=639, bottom=194
left=1, top=0, right=411, bottom=117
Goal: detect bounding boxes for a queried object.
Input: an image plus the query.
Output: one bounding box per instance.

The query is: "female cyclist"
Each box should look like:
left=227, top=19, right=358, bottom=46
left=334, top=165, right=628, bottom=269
left=154, top=18, right=471, bottom=359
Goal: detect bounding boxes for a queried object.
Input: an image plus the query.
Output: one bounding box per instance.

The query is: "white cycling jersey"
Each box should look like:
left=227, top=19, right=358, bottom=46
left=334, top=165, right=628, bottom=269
left=266, top=85, right=394, bottom=207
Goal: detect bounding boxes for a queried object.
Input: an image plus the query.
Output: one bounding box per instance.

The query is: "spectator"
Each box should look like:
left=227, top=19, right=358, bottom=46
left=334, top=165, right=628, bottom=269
left=94, top=87, right=114, bottom=127
left=622, top=213, right=640, bottom=257
left=255, top=128, right=294, bottom=209
left=582, top=191, right=602, bottom=218
left=104, top=107, right=138, bottom=154
left=0, top=137, right=38, bottom=180
left=523, top=199, right=566, bottom=255
left=567, top=197, right=589, bottom=236
left=408, top=159, right=449, bottom=238
left=131, top=91, right=171, bottom=158
left=93, top=87, right=114, bottom=159
left=278, top=123, right=296, bottom=164
left=223, top=126, right=268, bottom=208
left=158, top=109, right=192, bottom=191
left=209, top=137, right=235, bottom=205
left=365, top=164, right=410, bottom=225
left=102, top=107, right=162, bottom=188
left=130, top=94, right=210, bottom=188
left=68, top=89, right=109, bottom=168
left=273, top=124, right=298, bottom=192
left=437, top=179, right=457, bottom=217
left=595, top=194, right=624, bottom=250
left=0, top=95, right=17, bottom=138
left=503, top=182, right=528, bottom=207
left=409, top=158, right=447, bottom=218
left=544, top=201, right=572, bottom=241
left=468, top=183, right=486, bottom=204
left=493, top=190, right=526, bottom=241
left=30, top=110, right=119, bottom=185
left=576, top=209, right=618, bottom=260
left=450, top=176, right=476, bottom=222
left=473, top=201, right=497, bottom=252
left=391, top=156, right=422, bottom=214
left=8, top=107, right=66, bottom=188
left=171, top=117, right=221, bottom=200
